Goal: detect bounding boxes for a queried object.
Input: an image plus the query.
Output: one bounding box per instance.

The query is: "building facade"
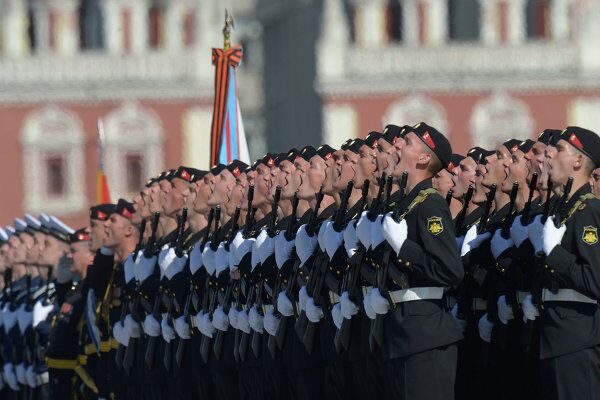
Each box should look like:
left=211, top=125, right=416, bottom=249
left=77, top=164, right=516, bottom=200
left=0, top=0, right=265, bottom=226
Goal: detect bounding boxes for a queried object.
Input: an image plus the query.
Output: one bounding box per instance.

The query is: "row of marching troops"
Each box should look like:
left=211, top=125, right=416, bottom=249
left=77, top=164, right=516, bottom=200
left=1, top=122, right=600, bottom=400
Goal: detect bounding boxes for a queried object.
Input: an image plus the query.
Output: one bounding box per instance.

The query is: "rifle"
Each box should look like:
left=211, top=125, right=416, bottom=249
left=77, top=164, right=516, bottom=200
left=446, top=189, right=453, bottom=206
left=334, top=180, right=370, bottom=352
left=212, top=206, right=242, bottom=360
left=478, top=184, right=497, bottom=234
left=368, top=175, right=387, bottom=221
left=275, top=188, right=324, bottom=350
left=455, top=185, right=474, bottom=233
left=552, top=176, right=574, bottom=228
left=199, top=206, right=221, bottom=363
left=268, top=194, right=299, bottom=357
left=370, top=171, right=409, bottom=350
left=250, top=186, right=282, bottom=358
left=122, top=217, right=153, bottom=372
left=302, top=181, right=353, bottom=354
left=521, top=173, right=538, bottom=224
left=501, top=182, right=519, bottom=238
left=541, top=177, right=553, bottom=224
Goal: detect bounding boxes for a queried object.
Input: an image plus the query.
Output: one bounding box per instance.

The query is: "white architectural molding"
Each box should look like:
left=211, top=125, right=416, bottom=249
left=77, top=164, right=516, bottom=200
left=21, top=105, right=86, bottom=214
left=480, top=0, right=500, bottom=45
left=352, top=0, right=387, bottom=48
left=402, top=0, right=420, bottom=46
left=102, top=101, right=164, bottom=199
left=322, top=103, right=358, bottom=146
left=47, top=0, right=80, bottom=55
left=427, top=0, right=448, bottom=46
left=551, top=0, right=572, bottom=41
left=569, top=97, right=600, bottom=133
left=507, top=0, right=526, bottom=45
left=470, top=92, right=534, bottom=149
left=317, top=0, right=349, bottom=80
left=0, top=0, right=29, bottom=57
left=383, top=94, right=448, bottom=135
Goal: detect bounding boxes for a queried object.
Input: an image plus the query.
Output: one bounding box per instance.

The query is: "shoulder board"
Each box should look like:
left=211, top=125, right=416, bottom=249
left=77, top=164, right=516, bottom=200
left=398, top=188, right=439, bottom=220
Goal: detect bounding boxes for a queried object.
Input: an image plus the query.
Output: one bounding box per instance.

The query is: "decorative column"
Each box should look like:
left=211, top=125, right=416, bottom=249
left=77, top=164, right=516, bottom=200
left=402, top=0, right=420, bottom=46
left=352, top=0, right=387, bottom=48
left=47, top=0, right=80, bottom=55
left=129, top=0, right=149, bottom=53
left=507, top=0, right=526, bottom=44
left=164, top=1, right=186, bottom=52
left=480, top=0, right=500, bottom=45
left=550, top=0, right=571, bottom=41
left=317, top=0, right=349, bottom=80
left=101, top=0, right=122, bottom=54
left=427, top=0, right=448, bottom=45
left=0, top=0, right=30, bottom=56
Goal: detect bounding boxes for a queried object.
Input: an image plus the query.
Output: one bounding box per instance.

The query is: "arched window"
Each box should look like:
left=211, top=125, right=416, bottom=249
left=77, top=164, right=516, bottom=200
left=526, top=0, right=550, bottom=40
left=448, top=0, right=480, bottom=41
left=470, top=92, right=534, bottom=149
left=102, top=102, right=164, bottom=200
left=386, top=0, right=403, bottom=42
left=148, top=3, right=165, bottom=49
left=79, top=0, right=104, bottom=49
left=383, top=95, right=449, bottom=136
left=21, top=106, right=86, bottom=214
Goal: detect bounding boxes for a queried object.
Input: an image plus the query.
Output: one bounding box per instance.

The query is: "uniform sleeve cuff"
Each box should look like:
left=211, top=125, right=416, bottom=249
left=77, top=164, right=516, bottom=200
left=396, top=238, right=423, bottom=267
left=545, top=245, right=575, bottom=276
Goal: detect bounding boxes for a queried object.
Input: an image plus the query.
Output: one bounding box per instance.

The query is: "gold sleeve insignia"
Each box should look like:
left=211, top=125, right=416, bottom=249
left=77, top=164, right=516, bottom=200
left=427, top=216, right=443, bottom=235
left=582, top=226, right=598, bottom=245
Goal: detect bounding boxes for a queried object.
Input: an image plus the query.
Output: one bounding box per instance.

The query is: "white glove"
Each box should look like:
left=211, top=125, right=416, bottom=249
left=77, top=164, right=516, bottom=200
left=143, top=314, right=161, bottom=337
left=215, top=242, right=230, bottom=275
left=25, top=364, right=36, bottom=388
left=135, top=253, right=157, bottom=283
left=478, top=313, right=493, bottom=343
left=16, top=363, right=26, bottom=385
left=198, top=312, right=216, bottom=338
left=275, top=231, right=295, bottom=269
left=324, top=222, right=343, bottom=259
left=263, top=309, right=280, bottom=336
left=228, top=307, right=239, bottom=330
left=212, top=306, right=229, bottom=332
left=277, top=291, right=294, bottom=317
left=370, top=215, right=385, bottom=249
left=237, top=310, right=251, bottom=334
left=160, top=248, right=188, bottom=280
left=235, top=238, right=255, bottom=267
left=522, top=294, right=539, bottom=322
left=174, top=316, right=191, bottom=339
left=318, top=220, right=331, bottom=252
left=343, top=221, right=358, bottom=257
left=363, top=291, right=376, bottom=320
left=455, top=235, right=465, bottom=251
left=331, top=303, right=343, bottom=329
left=356, top=211, right=372, bottom=249
left=450, top=303, right=467, bottom=333
left=3, top=363, right=19, bottom=391
left=305, top=297, right=324, bottom=323
left=527, top=215, right=544, bottom=254
left=16, top=304, right=32, bottom=334
left=382, top=214, right=408, bottom=255
left=160, top=316, right=176, bottom=343
left=369, top=288, right=391, bottom=315
left=157, top=245, right=170, bottom=271
left=497, top=295, right=514, bottom=325
left=510, top=216, right=529, bottom=248
left=256, top=229, right=275, bottom=264
left=248, top=307, right=264, bottom=333
left=543, top=216, right=567, bottom=256
left=123, top=314, right=141, bottom=338
left=490, top=229, right=513, bottom=259
left=112, top=321, right=129, bottom=346
left=295, top=224, right=318, bottom=266
left=3, top=306, right=17, bottom=334
left=461, top=225, right=491, bottom=257
left=340, top=291, right=359, bottom=319
left=298, top=286, right=309, bottom=311
left=202, top=243, right=217, bottom=275
left=189, top=242, right=204, bottom=275
left=230, top=230, right=245, bottom=260
left=123, top=252, right=136, bottom=284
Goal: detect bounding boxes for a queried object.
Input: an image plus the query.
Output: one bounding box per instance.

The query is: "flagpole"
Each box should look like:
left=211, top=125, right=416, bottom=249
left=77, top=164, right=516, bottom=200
left=97, top=118, right=111, bottom=204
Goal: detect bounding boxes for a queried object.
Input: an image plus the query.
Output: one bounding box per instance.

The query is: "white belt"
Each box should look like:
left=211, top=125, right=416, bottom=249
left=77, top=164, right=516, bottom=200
left=329, top=291, right=340, bottom=304
left=542, top=289, right=597, bottom=304
left=517, top=291, right=530, bottom=304
left=389, top=287, right=444, bottom=304
left=362, top=286, right=373, bottom=297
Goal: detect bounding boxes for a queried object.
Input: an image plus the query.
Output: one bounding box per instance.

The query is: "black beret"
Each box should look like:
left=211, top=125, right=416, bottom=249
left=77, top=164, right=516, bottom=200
left=145, top=177, right=157, bottom=187
left=518, top=139, right=535, bottom=153
left=90, top=204, right=116, bottom=221
left=561, top=126, right=600, bottom=167
left=284, top=148, right=300, bottom=163
left=340, top=139, right=352, bottom=151
left=69, top=228, right=91, bottom=244
left=447, top=154, right=465, bottom=171
left=210, top=164, right=227, bottom=175
left=400, top=125, right=414, bottom=138
left=226, top=160, right=249, bottom=177
left=382, top=125, right=402, bottom=144
left=259, top=153, right=277, bottom=168
left=172, top=166, right=198, bottom=183
left=466, top=147, right=495, bottom=164
left=115, top=199, right=135, bottom=220
left=274, top=153, right=288, bottom=166
left=348, top=139, right=365, bottom=154
left=159, top=169, right=176, bottom=182
left=412, top=122, right=452, bottom=170
left=503, top=139, right=522, bottom=154
left=191, top=169, right=207, bottom=182
left=364, top=132, right=382, bottom=149
left=538, top=129, right=562, bottom=146
left=317, top=144, right=335, bottom=161
left=299, top=146, right=317, bottom=161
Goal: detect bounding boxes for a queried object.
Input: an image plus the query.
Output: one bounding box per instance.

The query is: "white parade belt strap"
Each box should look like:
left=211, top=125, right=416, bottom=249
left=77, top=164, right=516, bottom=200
left=472, top=298, right=487, bottom=311
left=542, top=288, right=597, bottom=304
left=517, top=291, right=531, bottom=304
left=389, top=287, right=445, bottom=304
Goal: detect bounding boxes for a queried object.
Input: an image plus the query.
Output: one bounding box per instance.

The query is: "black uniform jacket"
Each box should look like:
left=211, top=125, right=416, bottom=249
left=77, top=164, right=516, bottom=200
left=383, top=178, right=464, bottom=359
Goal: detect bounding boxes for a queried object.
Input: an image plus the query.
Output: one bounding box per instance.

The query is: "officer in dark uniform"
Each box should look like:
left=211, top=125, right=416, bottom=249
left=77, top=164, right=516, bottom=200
left=376, top=123, right=464, bottom=400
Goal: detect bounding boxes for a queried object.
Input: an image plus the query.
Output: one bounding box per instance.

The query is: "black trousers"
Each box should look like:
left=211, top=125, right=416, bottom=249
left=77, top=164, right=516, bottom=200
left=540, top=345, right=600, bottom=400
left=386, top=344, right=458, bottom=400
